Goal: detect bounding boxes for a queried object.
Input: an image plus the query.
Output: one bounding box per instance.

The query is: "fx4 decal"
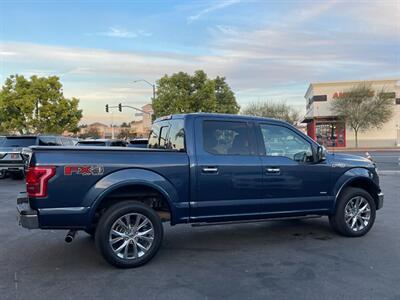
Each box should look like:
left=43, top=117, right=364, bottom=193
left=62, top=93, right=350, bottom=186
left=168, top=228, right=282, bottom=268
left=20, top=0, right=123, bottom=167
left=64, top=165, right=104, bottom=176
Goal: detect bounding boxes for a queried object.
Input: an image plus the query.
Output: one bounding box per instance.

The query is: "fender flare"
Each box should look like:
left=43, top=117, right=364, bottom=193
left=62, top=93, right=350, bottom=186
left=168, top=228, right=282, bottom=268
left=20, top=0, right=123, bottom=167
left=83, top=168, right=180, bottom=225
left=332, top=167, right=379, bottom=209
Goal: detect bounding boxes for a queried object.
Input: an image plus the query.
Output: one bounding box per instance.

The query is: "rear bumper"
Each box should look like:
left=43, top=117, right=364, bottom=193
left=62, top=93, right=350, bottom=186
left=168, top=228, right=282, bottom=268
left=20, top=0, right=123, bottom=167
left=0, top=164, right=24, bottom=172
left=377, top=192, right=384, bottom=210
left=17, top=192, right=39, bottom=229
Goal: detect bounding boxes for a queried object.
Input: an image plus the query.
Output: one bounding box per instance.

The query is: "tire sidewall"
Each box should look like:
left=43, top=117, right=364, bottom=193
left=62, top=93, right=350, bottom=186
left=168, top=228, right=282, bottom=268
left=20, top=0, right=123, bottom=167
left=335, top=188, right=376, bottom=237
left=95, top=201, right=163, bottom=268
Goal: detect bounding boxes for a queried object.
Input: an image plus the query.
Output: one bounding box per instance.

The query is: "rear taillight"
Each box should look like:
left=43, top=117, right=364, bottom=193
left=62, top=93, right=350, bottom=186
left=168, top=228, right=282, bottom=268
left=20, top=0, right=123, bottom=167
left=26, top=166, right=56, bottom=198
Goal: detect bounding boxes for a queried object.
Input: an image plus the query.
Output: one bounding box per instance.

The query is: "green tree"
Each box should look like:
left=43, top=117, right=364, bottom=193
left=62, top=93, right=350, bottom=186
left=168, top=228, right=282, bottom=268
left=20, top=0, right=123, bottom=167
left=242, top=101, right=300, bottom=125
left=0, top=75, right=82, bottom=134
left=152, top=70, right=239, bottom=118
left=331, top=83, right=394, bottom=148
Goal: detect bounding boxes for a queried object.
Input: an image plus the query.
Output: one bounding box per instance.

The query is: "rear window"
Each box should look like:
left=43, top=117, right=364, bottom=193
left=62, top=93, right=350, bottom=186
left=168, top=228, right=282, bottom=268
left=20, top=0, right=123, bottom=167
left=2, top=137, right=37, bottom=147
left=76, top=141, right=107, bottom=146
left=148, top=119, right=185, bottom=151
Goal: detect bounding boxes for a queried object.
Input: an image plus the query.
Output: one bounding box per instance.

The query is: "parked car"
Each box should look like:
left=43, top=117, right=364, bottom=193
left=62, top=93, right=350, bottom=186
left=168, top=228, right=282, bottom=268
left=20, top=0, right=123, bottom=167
left=17, top=113, right=383, bottom=268
left=76, top=139, right=127, bottom=147
left=127, top=138, right=148, bottom=148
left=0, top=135, right=76, bottom=179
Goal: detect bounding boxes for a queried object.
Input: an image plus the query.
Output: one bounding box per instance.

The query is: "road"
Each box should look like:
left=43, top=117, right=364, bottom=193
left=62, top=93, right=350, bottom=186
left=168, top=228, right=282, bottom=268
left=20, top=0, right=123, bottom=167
left=0, top=176, right=399, bottom=300
left=336, top=151, right=400, bottom=171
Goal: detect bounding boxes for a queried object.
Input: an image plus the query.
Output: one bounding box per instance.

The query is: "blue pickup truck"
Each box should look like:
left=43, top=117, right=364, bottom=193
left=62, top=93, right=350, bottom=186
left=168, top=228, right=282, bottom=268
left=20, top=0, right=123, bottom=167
left=17, top=113, right=383, bottom=268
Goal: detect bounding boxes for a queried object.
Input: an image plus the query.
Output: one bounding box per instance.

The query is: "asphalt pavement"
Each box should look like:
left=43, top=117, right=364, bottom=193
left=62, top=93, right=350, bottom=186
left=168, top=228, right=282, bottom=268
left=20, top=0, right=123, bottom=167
left=336, top=150, right=400, bottom=172
left=0, top=175, right=399, bottom=300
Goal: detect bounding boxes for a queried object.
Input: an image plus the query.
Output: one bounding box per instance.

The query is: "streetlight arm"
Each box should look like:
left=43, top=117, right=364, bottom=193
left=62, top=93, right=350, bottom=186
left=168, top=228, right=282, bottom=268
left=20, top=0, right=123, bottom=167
left=122, top=105, right=151, bottom=115
left=133, top=79, right=154, bottom=88
left=133, top=79, right=156, bottom=100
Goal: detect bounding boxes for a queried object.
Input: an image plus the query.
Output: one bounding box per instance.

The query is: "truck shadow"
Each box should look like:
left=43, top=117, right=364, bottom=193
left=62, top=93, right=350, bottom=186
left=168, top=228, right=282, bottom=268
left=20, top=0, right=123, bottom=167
left=20, top=217, right=335, bottom=270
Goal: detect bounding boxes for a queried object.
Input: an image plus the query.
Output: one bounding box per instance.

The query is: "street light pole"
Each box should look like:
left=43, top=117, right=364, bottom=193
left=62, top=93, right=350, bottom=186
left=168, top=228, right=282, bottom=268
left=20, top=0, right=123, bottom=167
left=133, top=79, right=156, bottom=101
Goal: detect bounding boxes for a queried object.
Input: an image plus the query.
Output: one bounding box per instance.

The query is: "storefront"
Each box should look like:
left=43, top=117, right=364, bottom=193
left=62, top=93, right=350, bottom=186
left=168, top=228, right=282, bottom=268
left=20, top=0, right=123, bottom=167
left=306, top=117, right=346, bottom=147
left=302, top=79, right=400, bottom=148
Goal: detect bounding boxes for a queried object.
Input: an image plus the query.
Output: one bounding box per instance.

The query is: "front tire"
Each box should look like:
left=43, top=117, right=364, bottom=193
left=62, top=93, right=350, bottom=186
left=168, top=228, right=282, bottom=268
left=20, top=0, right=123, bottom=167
left=329, top=187, right=376, bottom=237
left=95, top=201, right=163, bottom=268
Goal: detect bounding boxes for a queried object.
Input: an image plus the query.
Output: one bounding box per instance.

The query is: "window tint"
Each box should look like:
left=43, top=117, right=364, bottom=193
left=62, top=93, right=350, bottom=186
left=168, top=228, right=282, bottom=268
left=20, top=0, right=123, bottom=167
left=203, top=121, right=250, bottom=155
left=260, top=124, right=313, bottom=162
left=166, top=120, right=185, bottom=151
left=38, top=136, right=61, bottom=146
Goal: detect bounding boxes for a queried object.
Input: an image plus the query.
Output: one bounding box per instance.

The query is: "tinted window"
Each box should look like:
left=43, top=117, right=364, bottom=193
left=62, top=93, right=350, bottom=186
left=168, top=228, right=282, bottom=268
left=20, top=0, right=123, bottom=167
left=260, top=124, right=313, bottom=162
left=166, top=120, right=185, bottom=151
left=39, top=136, right=61, bottom=146
left=203, top=121, right=250, bottom=155
left=2, top=137, right=37, bottom=147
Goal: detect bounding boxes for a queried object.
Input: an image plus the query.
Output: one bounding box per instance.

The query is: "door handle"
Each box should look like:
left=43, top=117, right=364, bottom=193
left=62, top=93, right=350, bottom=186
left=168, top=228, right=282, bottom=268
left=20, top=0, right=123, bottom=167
left=202, top=167, right=218, bottom=173
left=266, top=167, right=280, bottom=173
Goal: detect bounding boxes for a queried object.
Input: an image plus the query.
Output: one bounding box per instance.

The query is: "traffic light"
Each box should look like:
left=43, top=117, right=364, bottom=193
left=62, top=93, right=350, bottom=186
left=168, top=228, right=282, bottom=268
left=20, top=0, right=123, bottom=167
left=118, top=103, right=122, bottom=112
left=105, top=104, right=109, bottom=113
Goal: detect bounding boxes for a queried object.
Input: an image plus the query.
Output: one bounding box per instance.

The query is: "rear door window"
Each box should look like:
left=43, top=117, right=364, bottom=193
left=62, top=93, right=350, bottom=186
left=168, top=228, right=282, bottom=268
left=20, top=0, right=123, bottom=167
left=203, top=121, right=250, bottom=155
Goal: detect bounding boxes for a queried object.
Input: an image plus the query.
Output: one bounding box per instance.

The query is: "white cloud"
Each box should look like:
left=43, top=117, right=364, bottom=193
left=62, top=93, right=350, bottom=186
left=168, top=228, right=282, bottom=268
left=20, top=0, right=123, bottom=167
left=97, top=27, right=152, bottom=38
left=187, top=0, right=241, bottom=23
left=1, top=0, right=399, bottom=123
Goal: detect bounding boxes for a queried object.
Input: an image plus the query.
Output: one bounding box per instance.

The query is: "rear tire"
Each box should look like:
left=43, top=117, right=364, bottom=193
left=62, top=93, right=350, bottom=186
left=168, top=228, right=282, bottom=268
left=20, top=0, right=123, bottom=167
left=95, top=201, right=163, bottom=268
left=329, top=187, right=376, bottom=237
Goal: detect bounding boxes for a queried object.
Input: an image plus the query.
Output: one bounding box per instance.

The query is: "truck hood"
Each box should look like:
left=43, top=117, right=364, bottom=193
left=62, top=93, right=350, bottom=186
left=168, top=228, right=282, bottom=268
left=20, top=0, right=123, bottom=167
left=327, top=152, right=375, bottom=168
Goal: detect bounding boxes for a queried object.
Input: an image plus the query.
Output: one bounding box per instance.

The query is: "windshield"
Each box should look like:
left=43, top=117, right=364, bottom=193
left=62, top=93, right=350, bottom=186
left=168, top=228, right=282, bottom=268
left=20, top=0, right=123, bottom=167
left=76, top=141, right=107, bottom=146
left=2, top=137, right=37, bottom=147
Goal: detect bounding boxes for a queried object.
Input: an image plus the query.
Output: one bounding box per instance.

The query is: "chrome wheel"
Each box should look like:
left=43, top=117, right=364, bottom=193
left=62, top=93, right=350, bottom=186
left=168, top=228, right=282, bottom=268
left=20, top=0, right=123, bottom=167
left=109, top=213, right=154, bottom=260
left=344, top=196, right=371, bottom=232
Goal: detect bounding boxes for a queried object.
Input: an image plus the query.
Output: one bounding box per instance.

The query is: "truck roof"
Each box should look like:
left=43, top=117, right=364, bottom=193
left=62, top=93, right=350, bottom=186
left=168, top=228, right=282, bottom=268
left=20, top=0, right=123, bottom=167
left=155, top=113, right=288, bottom=124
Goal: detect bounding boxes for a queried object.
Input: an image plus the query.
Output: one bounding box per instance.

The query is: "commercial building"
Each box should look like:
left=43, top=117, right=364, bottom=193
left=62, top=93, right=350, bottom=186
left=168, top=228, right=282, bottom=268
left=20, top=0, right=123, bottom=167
left=129, top=104, right=154, bottom=137
left=303, top=79, right=400, bottom=148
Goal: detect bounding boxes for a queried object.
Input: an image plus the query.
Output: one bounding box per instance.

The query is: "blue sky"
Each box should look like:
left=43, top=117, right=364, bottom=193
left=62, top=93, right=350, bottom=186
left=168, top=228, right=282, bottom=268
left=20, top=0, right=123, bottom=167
left=0, top=0, right=399, bottom=124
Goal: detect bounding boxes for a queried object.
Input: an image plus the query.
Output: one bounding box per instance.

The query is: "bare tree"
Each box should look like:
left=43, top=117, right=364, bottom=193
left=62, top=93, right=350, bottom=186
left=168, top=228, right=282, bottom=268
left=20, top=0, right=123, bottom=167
left=242, top=101, right=300, bottom=125
left=331, top=83, right=394, bottom=148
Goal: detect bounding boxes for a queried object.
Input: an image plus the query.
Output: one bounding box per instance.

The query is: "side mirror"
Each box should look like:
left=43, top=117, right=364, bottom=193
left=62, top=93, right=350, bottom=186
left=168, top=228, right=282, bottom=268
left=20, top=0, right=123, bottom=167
left=316, top=145, right=327, bottom=162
